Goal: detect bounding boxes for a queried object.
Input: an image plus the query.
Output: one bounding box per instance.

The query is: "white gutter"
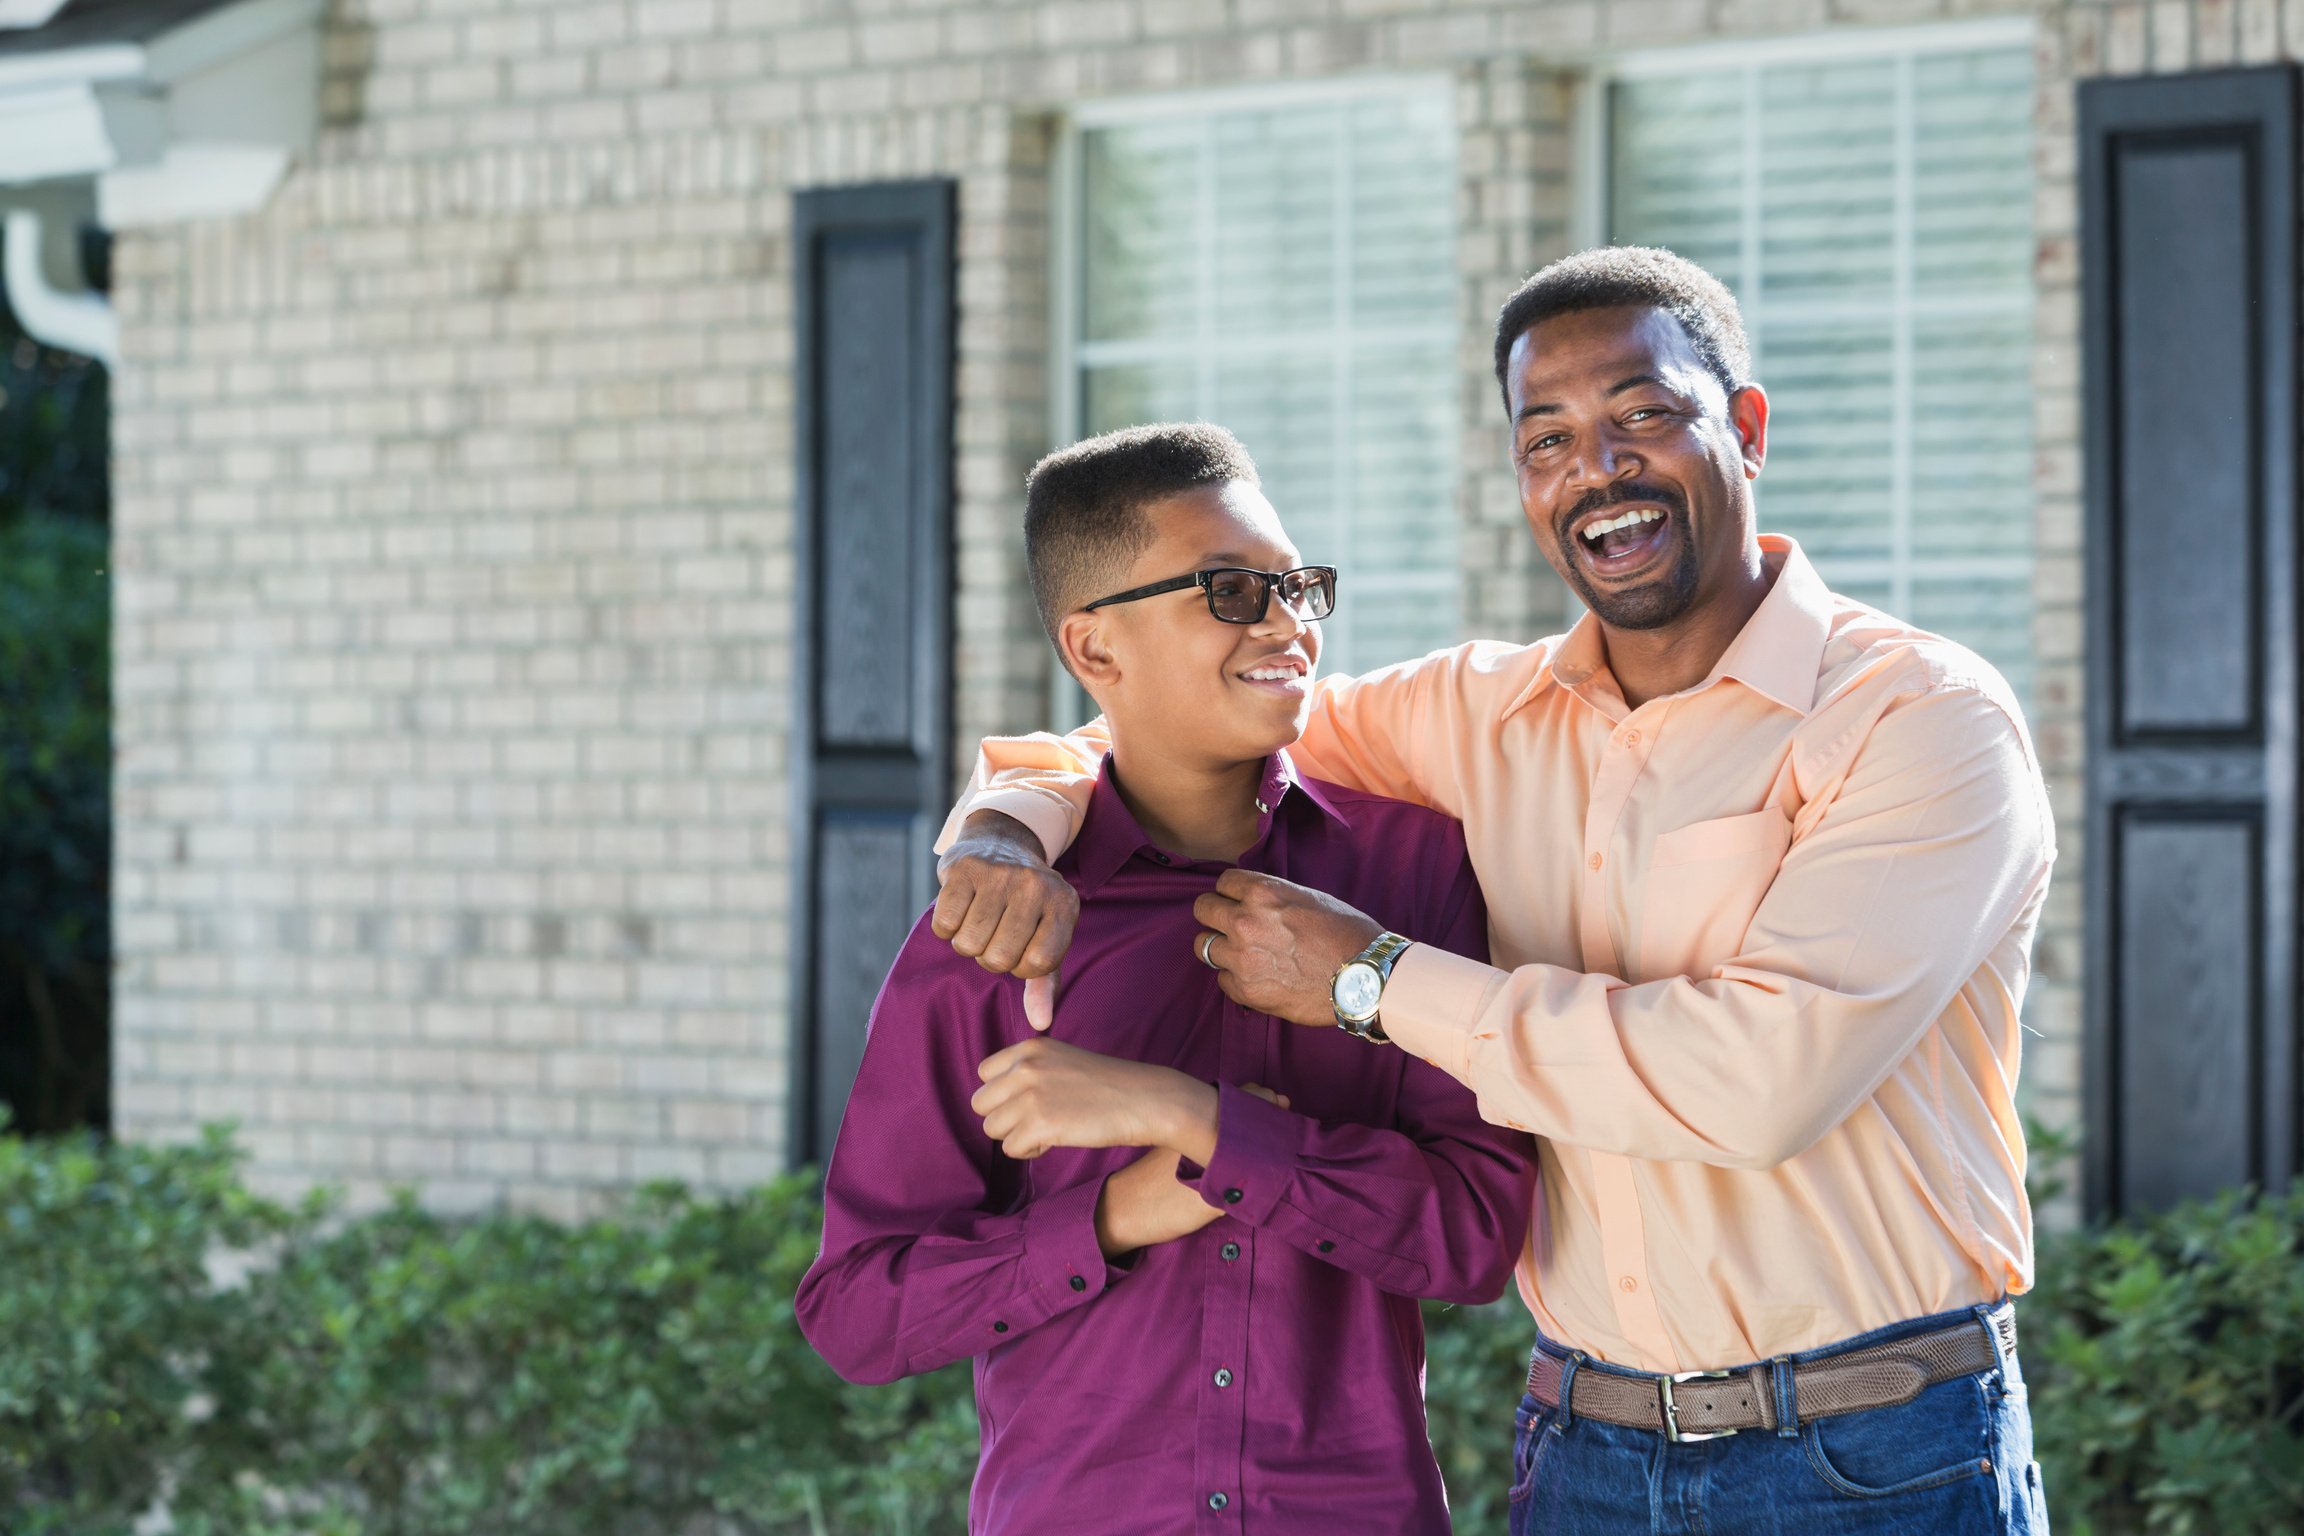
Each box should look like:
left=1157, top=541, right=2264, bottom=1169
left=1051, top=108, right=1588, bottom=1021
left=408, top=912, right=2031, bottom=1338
left=4, top=209, right=115, bottom=366
left=0, top=0, right=321, bottom=363
left=0, top=0, right=320, bottom=195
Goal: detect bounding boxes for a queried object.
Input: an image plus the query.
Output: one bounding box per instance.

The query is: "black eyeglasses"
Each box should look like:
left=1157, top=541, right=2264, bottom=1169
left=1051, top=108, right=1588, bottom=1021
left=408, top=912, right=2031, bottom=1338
left=1081, top=565, right=1338, bottom=626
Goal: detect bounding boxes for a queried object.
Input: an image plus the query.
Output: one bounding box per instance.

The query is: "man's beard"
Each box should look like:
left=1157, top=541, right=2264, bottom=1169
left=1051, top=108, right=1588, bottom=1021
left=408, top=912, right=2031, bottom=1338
left=1552, top=479, right=1701, bottom=631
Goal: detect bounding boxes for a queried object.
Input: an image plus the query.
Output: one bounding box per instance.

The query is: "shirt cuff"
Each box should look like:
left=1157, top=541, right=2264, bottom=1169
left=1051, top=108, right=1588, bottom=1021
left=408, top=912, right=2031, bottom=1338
left=1019, top=1173, right=1126, bottom=1307
left=936, top=786, right=1079, bottom=864
left=1176, top=1082, right=1304, bottom=1227
left=1380, top=943, right=1507, bottom=1082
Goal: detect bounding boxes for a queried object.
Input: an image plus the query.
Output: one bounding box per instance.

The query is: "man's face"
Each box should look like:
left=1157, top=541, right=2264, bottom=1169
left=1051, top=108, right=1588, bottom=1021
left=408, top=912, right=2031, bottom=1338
left=1504, top=305, right=1766, bottom=631
left=1070, top=481, right=1323, bottom=769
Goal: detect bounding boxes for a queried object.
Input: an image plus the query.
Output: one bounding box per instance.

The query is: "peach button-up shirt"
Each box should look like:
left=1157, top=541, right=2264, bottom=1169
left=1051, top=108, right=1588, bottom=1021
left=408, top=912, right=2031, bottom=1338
left=947, top=538, right=2055, bottom=1371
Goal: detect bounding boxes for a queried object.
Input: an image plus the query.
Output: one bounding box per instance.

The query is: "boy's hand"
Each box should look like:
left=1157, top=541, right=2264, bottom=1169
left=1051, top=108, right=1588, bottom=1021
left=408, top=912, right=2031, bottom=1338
left=973, top=1039, right=1218, bottom=1162
left=1092, top=1084, right=1292, bottom=1259
left=935, top=810, right=1077, bottom=1029
left=1192, top=869, right=1384, bottom=1026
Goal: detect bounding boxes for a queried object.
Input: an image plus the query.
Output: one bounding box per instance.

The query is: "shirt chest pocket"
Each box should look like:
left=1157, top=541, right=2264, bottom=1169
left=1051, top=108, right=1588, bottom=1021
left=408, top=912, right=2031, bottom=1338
left=1637, top=809, right=1793, bottom=982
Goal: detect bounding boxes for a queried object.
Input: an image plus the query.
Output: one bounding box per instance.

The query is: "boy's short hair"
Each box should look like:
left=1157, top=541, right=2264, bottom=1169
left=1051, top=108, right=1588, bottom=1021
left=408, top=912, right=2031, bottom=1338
left=1490, top=245, right=1752, bottom=413
left=1023, top=422, right=1260, bottom=660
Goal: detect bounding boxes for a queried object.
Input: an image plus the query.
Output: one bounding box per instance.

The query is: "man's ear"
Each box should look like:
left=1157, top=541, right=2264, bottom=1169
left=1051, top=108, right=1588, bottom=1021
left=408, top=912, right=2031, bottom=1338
left=1057, top=610, right=1122, bottom=692
left=1728, top=382, right=1769, bottom=479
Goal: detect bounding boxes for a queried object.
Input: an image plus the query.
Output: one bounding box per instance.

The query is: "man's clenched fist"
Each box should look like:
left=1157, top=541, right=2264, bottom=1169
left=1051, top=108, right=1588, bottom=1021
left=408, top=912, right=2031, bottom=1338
left=934, top=810, right=1080, bottom=1029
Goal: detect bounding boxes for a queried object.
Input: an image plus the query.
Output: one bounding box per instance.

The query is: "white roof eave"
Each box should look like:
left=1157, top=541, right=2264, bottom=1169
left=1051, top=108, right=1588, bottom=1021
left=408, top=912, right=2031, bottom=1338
left=0, top=0, right=323, bottom=219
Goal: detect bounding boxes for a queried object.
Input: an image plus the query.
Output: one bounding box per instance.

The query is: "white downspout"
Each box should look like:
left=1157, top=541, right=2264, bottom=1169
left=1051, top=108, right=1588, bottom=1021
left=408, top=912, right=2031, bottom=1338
left=4, top=208, right=116, bottom=367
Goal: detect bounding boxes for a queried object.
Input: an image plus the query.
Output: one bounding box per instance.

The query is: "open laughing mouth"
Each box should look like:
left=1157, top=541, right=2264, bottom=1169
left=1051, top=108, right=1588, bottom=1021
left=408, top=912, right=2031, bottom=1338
left=1571, top=503, right=1675, bottom=581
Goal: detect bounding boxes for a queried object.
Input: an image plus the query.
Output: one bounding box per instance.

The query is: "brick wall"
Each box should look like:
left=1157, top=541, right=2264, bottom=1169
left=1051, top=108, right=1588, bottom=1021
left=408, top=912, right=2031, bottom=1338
left=114, top=0, right=2097, bottom=1216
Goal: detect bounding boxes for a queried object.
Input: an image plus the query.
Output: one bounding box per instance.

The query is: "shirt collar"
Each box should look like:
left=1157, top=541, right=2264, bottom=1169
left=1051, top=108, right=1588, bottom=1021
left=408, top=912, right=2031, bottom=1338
left=1710, top=535, right=1833, bottom=714
left=1063, top=749, right=1348, bottom=898
left=1500, top=534, right=1830, bottom=721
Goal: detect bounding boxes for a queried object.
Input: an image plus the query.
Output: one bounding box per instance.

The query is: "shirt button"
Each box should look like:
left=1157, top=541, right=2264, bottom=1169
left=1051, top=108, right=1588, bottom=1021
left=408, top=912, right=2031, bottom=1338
left=1220, top=1241, right=1241, bottom=1261
left=1069, top=1275, right=1087, bottom=1292
left=1213, top=1367, right=1233, bottom=1387
left=1623, top=728, right=1640, bottom=747
left=1588, top=852, right=1604, bottom=872
left=1223, top=1187, right=1243, bottom=1204
left=1619, top=1276, right=1639, bottom=1293
left=1151, top=852, right=1171, bottom=865
left=1317, top=1240, right=1335, bottom=1253
left=992, top=1320, right=1009, bottom=1332
left=1208, top=1492, right=1229, bottom=1511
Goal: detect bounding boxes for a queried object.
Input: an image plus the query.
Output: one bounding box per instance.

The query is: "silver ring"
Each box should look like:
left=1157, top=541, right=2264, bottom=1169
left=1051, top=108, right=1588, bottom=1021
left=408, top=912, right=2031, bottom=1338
left=1198, top=932, right=1219, bottom=969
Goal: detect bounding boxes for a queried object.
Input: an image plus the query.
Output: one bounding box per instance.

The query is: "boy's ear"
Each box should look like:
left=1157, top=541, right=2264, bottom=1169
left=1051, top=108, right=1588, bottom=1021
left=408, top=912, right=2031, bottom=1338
left=1057, top=609, right=1122, bottom=692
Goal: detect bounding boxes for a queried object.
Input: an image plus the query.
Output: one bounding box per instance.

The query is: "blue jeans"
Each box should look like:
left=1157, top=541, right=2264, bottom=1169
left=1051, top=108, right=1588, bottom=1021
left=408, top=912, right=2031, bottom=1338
left=1507, top=1304, right=2051, bottom=1535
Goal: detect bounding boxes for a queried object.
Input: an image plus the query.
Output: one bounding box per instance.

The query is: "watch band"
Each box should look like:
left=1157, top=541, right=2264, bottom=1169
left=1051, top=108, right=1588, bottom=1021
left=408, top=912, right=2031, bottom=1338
left=1335, top=931, right=1414, bottom=1042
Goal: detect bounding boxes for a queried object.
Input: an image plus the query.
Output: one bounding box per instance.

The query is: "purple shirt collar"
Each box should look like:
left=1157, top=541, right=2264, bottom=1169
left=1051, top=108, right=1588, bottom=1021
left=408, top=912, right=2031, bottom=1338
left=1064, top=749, right=1354, bottom=898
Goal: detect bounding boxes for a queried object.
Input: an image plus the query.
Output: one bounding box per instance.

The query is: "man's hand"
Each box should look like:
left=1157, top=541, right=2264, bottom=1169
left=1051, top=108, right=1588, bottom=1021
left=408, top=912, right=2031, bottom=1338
left=934, top=810, right=1078, bottom=1030
left=972, top=1038, right=1218, bottom=1162
left=1192, top=869, right=1384, bottom=1026
left=1091, top=1085, right=1291, bottom=1258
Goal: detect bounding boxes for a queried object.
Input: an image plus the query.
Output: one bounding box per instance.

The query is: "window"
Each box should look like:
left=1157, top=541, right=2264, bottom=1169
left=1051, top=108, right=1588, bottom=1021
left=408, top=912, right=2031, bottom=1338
left=1061, top=81, right=1461, bottom=682
left=1606, top=26, right=2035, bottom=699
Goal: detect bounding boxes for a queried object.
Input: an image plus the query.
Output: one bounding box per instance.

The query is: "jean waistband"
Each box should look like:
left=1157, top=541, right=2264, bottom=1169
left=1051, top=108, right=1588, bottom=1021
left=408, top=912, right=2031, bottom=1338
left=1536, top=1298, right=2016, bottom=1382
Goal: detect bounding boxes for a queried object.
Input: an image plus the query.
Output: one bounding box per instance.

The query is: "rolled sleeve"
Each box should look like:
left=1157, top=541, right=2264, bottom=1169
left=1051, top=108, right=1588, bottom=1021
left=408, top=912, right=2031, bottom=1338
left=942, top=784, right=1081, bottom=865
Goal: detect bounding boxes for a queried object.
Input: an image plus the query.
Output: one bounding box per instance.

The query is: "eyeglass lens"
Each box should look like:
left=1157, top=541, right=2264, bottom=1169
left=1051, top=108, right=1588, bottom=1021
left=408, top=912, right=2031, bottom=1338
left=1206, top=568, right=1334, bottom=623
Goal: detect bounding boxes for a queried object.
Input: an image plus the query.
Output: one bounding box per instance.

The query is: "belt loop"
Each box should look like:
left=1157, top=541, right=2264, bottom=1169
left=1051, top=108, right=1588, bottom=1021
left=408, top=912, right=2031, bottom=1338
left=1557, top=1350, right=1585, bottom=1429
left=1771, top=1355, right=1798, bottom=1438
left=1972, top=1303, right=2004, bottom=1371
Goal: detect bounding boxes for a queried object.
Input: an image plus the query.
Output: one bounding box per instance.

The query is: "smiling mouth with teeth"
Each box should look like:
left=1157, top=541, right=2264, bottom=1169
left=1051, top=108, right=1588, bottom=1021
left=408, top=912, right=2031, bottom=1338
left=1578, top=507, right=1668, bottom=564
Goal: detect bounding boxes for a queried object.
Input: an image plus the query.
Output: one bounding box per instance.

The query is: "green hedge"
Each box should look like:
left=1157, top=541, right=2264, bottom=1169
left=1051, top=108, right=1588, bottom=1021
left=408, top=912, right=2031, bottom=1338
left=2028, top=1187, right=2304, bottom=1534
left=2, top=1123, right=2297, bottom=1534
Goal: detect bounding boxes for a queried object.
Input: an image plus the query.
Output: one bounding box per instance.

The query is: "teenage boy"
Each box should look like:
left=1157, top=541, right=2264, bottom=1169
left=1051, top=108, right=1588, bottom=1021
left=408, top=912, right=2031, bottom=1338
left=794, top=423, right=1534, bottom=1535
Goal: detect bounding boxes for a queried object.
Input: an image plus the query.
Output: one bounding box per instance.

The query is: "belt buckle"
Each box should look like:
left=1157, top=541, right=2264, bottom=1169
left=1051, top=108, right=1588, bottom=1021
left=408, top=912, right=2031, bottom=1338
left=1659, top=1369, right=1738, bottom=1444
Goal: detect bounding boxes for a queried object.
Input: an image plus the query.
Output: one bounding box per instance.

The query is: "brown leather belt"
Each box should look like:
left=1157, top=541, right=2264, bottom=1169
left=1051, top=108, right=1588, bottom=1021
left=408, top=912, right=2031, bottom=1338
left=1525, top=1305, right=2017, bottom=1444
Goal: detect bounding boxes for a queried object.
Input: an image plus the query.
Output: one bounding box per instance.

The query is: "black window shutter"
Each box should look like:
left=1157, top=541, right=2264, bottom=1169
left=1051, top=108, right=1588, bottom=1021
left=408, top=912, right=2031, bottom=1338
left=789, top=180, right=956, bottom=1169
left=2080, top=67, right=2299, bottom=1217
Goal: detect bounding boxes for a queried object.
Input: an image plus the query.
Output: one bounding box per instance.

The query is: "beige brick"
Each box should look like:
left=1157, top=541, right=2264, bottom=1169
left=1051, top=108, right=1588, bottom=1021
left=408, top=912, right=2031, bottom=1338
left=2148, top=0, right=2193, bottom=68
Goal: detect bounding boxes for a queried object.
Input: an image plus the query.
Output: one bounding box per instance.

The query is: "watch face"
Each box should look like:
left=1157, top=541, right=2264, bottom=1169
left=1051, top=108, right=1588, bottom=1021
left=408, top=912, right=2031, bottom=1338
left=1334, top=963, right=1383, bottom=1020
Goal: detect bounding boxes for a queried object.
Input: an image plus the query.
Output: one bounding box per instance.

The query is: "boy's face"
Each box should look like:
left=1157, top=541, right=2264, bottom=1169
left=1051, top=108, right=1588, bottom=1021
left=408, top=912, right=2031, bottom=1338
left=1064, top=480, right=1323, bottom=769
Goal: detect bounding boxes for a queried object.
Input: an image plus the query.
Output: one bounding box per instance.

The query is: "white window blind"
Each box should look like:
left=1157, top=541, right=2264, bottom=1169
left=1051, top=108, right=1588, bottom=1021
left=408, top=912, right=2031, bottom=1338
left=1068, top=83, right=1461, bottom=679
left=1609, top=38, right=2035, bottom=699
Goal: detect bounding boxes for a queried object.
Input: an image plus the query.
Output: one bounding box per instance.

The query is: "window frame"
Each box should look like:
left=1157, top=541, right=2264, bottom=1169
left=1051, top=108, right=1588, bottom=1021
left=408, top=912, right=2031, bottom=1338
left=1049, top=74, right=1462, bottom=724
left=1578, top=16, right=2037, bottom=629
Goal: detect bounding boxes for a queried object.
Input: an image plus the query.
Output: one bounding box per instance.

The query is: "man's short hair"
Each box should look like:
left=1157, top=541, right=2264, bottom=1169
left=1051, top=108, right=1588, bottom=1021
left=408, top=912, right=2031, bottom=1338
left=1490, top=246, right=1753, bottom=413
left=1023, top=422, right=1260, bottom=656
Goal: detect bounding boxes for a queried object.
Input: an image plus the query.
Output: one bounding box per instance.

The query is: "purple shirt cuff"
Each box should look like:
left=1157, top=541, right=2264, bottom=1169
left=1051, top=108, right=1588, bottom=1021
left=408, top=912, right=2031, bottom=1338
left=1019, top=1173, right=1126, bottom=1307
left=1177, top=1082, right=1304, bottom=1226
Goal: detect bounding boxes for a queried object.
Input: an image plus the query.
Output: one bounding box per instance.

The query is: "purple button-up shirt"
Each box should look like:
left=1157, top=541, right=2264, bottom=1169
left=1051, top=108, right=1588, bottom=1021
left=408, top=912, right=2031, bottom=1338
left=796, top=754, right=1535, bottom=1535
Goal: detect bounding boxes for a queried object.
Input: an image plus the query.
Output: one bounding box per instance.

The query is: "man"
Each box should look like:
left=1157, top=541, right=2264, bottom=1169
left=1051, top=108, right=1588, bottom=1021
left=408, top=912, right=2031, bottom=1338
left=929, top=247, right=2055, bottom=1534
